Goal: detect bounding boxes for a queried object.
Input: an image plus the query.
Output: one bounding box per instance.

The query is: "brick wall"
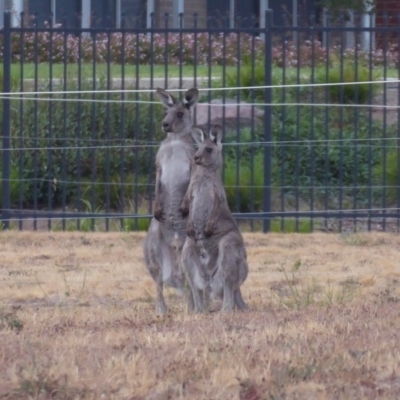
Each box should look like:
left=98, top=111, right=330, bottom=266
left=184, top=0, right=207, bottom=28
left=375, top=0, right=400, bottom=45
left=155, top=0, right=173, bottom=28
left=375, top=0, right=400, bottom=27
left=155, top=0, right=207, bottom=28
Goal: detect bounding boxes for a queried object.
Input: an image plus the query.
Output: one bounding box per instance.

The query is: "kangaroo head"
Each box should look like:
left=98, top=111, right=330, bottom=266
left=193, top=125, right=223, bottom=169
left=156, top=87, right=199, bottom=135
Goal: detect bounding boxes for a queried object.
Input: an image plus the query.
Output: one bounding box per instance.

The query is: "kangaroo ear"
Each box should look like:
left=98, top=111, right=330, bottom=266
left=156, top=87, right=177, bottom=108
left=182, top=88, right=199, bottom=109
left=191, top=127, right=205, bottom=144
left=209, top=124, right=223, bottom=147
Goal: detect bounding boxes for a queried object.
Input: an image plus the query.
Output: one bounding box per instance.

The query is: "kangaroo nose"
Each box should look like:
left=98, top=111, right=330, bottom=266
left=163, top=122, right=169, bottom=129
left=194, top=155, right=200, bottom=163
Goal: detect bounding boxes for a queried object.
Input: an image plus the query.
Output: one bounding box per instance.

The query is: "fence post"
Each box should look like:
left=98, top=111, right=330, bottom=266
left=263, top=9, right=273, bottom=233
left=1, top=11, right=12, bottom=230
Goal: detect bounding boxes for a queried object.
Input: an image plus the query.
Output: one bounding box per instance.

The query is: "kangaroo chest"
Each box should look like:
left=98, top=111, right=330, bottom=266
left=158, top=140, right=193, bottom=189
left=191, top=181, right=214, bottom=233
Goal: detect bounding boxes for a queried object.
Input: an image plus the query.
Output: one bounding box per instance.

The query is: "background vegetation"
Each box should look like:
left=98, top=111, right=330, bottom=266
left=0, top=30, right=398, bottom=231
left=0, top=61, right=397, bottom=228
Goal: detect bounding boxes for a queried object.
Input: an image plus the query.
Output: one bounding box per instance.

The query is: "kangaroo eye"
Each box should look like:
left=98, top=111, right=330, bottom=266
left=206, top=148, right=213, bottom=153
left=177, top=112, right=184, bottom=118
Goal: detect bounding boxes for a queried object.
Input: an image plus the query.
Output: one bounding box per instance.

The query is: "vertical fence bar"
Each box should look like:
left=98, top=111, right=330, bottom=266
left=1, top=12, right=12, bottom=230
left=105, top=18, right=111, bottom=232
left=324, top=12, right=330, bottom=230
left=148, top=13, right=155, bottom=216
left=249, top=16, right=256, bottom=232
left=382, top=12, right=388, bottom=232
left=120, top=16, right=126, bottom=230
left=179, top=13, right=183, bottom=95
left=221, top=15, right=227, bottom=186
left=235, top=16, right=241, bottom=216
left=18, top=12, right=25, bottom=231
left=33, top=14, right=39, bottom=231
left=367, top=12, right=374, bottom=232
left=280, top=31, right=286, bottom=232
left=48, top=13, right=54, bottom=231
left=134, top=15, right=140, bottom=230
left=76, top=17, right=83, bottom=230
left=310, top=18, right=315, bottom=232
left=164, top=13, right=169, bottom=89
left=62, top=15, right=68, bottom=231
left=193, top=13, right=197, bottom=125
left=338, top=16, right=345, bottom=232
left=90, top=27, right=97, bottom=231
left=353, top=24, right=359, bottom=231
left=207, top=16, right=212, bottom=132
left=263, top=9, right=273, bottom=233
left=397, top=15, right=400, bottom=232
left=295, top=17, right=301, bottom=232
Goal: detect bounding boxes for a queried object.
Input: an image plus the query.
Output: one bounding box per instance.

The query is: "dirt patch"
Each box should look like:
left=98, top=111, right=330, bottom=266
left=0, top=231, right=400, bottom=399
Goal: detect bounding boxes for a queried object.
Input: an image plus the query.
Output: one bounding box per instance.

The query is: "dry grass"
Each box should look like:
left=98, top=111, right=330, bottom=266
left=0, top=231, right=400, bottom=399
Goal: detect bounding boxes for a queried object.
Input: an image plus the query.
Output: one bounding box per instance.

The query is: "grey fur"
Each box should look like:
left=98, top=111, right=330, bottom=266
left=181, top=125, right=249, bottom=313
left=143, top=87, right=203, bottom=315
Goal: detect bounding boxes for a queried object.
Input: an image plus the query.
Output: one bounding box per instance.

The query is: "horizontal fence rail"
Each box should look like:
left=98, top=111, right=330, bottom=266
left=1, top=10, right=400, bottom=233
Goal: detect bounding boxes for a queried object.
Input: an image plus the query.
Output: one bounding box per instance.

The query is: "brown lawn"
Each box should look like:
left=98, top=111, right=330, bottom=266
left=0, top=231, right=400, bottom=399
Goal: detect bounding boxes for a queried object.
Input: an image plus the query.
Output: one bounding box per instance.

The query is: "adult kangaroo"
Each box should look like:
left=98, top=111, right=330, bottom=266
left=181, top=125, right=249, bottom=313
left=143, top=87, right=202, bottom=315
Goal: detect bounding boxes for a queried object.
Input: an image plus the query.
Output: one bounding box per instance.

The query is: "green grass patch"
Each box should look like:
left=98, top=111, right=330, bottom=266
left=11, top=64, right=398, bottom=82
left=270, top=218, right=313, bottom=233
left=10, top=63, right=234, bottom=80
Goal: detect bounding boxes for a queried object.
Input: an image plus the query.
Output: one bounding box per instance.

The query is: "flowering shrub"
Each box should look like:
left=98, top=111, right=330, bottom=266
left=3, top=31, right=264, bottom=66
left=0, top=30, right=397, bottom=68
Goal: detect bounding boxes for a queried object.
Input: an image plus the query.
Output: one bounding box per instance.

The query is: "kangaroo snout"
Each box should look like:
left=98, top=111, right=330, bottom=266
left=162, top=122, right=171, bottom=132
left=194, top=154, right=201, bottom=165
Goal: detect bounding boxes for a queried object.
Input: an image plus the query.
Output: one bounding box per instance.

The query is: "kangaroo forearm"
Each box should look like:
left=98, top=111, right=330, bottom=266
left=180, top=185, right=192, bottom=217
left=181, top=192, right=190, bottom=209
left=154, top=189, right=163, bottom=213
left=154, top=168, right=163, bottom=209
left=154, top=168, right=165, bottom=222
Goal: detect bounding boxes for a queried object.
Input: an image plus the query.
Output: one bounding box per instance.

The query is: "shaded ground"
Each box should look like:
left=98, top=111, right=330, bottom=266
left=0, top=231, right=400, bottom=399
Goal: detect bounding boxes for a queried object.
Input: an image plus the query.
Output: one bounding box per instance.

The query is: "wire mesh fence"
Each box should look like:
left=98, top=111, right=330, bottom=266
left=1, top=10, right=400, bottom=233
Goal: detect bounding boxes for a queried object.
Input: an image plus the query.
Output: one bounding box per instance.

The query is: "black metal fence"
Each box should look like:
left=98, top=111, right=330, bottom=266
left=1, top=11, right=400, bottom=233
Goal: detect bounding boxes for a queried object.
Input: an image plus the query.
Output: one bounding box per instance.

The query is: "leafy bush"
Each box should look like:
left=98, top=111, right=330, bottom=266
left=221, top=127, right=268, bottom=213
left=219, top=63, right=393, bottom=212
left=316, top=63, right=381, bottom=104
left=272, top=105, right=391, bottom=205
left=373, top=148, right=400, bottom=205
left=1, top=76, right=164, bottom=209
left=0, top=163, right=30, bottom=207
left=224, top=151, right=264, bottom=212
left=225, top=63, right=266, bottom=102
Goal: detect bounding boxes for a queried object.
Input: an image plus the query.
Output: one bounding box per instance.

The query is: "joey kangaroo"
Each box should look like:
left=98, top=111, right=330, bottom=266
left=181, top=125, right=249, bottom=313
left=143, top=87, right=202, bottom=315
